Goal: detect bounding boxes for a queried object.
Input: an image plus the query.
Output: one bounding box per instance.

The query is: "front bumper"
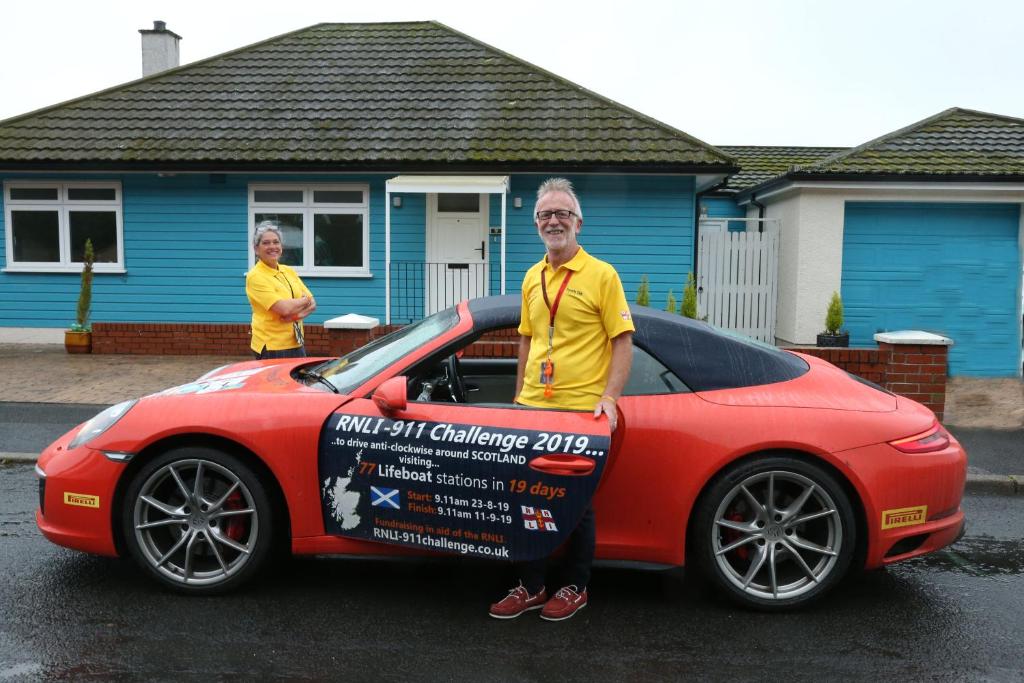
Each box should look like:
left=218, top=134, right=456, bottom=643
left=35, top=428, right=125, bottom=557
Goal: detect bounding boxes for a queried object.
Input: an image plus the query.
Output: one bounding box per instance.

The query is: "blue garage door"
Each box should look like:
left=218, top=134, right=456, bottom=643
left=842, top=202, right=1021, bottom=377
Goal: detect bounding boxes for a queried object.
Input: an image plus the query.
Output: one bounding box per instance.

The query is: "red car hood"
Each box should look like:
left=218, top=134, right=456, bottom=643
left=147, top=358, right=334, bottom=400
left=87, top=357, right=351, bottom=456
left=697, top=352, right=898, bottom=412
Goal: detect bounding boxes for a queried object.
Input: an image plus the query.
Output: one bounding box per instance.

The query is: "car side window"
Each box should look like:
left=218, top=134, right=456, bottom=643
left=623, top=345, right=690, bottom=395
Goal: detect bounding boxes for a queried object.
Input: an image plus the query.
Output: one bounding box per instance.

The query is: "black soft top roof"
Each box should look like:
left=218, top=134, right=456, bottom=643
left=468, top=296, right=808, bottom=392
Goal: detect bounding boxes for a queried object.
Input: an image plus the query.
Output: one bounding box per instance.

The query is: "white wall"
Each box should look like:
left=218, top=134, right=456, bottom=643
left=754, top=190, right=844, bottom=344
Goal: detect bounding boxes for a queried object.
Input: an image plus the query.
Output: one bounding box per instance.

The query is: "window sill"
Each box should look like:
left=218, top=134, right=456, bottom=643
left=299, top=270, right=373, bottom=279
left=241, top=270, right=374, bottom=279
left=3, top=265, right=127, bottom=274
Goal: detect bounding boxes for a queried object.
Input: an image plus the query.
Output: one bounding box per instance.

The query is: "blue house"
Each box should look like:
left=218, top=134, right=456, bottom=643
left=0, top=21, right=735, bottom=347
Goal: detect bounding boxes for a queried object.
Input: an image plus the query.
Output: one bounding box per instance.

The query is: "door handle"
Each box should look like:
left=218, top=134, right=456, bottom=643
left=528, top=455, right=595, bottom=476
left=474, top=240, right=486, bottom=259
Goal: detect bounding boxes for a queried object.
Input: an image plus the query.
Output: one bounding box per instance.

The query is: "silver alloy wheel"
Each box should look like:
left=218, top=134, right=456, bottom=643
left=711, top=470, right=842, bottom=601
left=132, top=458, right=259, bottom=587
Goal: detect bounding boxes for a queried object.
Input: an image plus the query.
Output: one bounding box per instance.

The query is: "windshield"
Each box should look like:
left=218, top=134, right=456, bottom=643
left=317, top=307, right=460, bottom=394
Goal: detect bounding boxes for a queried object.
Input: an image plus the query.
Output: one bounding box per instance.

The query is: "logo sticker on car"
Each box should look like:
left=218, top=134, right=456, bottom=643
left=157, top=368, right=263, bottom=396
left=63, top=492, right=100, bottom=509
left=522, top=506, right=558, bottom=532
left=881, top=505, right=927, bottom=529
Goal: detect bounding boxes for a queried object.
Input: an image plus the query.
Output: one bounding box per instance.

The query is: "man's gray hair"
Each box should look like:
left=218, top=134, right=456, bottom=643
left=534, top=177, right=583, bottom=221
left=253, top=220, right=283, bottom=249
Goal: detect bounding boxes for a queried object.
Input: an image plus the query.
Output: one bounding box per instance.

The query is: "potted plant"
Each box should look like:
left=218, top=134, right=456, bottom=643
left=816, top=290, right=849, bottom=347
left=636, top=274, right=650, bottom=306
left=681, top=272, right=698, bottom=319
left=65, top=238, right=94, bottom=354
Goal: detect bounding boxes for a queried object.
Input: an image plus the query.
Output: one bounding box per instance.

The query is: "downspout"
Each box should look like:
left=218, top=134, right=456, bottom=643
left=751, top=193, right=766, bottom=233
left=692, top=182, right=728, bottom=278
left=500, top=190, right=507, bottom=295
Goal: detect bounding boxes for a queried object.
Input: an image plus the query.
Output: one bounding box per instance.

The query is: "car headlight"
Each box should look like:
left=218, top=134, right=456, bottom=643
left=68, top=399, right=138, bottom=450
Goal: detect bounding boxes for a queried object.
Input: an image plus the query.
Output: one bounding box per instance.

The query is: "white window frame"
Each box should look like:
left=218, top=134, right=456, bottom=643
left=3, top=180, right=125, bottom=273
left=248, top=182, right=371, bottom=277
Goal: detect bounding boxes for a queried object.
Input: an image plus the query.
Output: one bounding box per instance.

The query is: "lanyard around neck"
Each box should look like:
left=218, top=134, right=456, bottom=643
left=539, top=267, right=572, bottom=398
left=540, top=268, right=573, bottom=333
left=275, top=270, right=296, bottom=297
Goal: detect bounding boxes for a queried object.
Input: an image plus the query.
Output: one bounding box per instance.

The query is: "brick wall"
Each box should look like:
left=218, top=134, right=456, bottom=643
left=91, top=322, right=517, bottom=359
left=462, top=327, right=519, bottom=358
left=796, top=343, right=949, bottom=420
left=92, top=323, right=252, bottom=356
left=93, top=322, right=384, bottom=358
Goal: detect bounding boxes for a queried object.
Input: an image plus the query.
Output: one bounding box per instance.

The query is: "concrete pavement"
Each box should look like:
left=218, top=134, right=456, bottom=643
left=0, top=343, right=243, bottom=405
left=0, top=342, right=1021, bottom=494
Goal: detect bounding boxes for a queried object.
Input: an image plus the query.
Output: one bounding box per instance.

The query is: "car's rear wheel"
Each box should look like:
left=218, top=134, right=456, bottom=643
left=122, top=447, right=274, bottom=594
left=692, top=456, right=856, bottom=610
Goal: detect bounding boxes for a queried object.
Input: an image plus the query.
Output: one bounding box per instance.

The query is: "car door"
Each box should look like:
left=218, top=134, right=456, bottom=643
left=317, top=396, right=613, bottom=562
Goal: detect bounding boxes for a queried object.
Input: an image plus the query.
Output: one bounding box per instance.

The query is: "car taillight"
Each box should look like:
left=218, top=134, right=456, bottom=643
left=889, top=422, right=950, bottom=454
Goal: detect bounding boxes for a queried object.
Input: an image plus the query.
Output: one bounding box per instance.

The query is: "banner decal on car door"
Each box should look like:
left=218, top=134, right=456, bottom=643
left=318, top=413, right=610, bottom=561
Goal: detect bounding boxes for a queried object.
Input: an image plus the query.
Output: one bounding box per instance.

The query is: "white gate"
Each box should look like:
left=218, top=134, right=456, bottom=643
left=697, top=219, right=779, bottom=343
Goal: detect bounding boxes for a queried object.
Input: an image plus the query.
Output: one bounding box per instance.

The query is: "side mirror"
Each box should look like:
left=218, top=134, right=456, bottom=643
left=372, top=376, right=407, bottom=414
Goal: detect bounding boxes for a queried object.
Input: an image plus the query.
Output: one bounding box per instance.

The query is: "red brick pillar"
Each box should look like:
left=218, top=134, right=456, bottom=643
left=874, top=331, right=952, bottom=422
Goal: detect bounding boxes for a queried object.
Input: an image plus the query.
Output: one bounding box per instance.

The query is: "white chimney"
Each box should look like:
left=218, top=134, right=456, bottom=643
left=139, top=21, right=181, bottom=77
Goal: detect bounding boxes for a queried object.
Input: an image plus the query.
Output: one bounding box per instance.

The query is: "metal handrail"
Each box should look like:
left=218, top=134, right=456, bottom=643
left=390, top=261, right=490, bottom=323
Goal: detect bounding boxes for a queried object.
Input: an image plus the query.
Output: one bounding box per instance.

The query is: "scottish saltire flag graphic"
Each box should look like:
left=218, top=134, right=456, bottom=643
left=371, top=486, right=400, bottom=509
left=521, top=505, right=558, bottom=532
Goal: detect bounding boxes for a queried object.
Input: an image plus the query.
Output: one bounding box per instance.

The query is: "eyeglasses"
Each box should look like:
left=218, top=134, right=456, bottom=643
left=535, top=209, right=577, bottom=221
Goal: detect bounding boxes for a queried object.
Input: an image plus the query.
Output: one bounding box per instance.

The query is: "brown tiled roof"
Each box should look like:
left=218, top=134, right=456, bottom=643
left=0, top=22, right=733, bottom=171
left=717, top=146, right=846, bottom=191
left=731, top=108, right=1024, bottom=197
left=793, top=108, right=1024, bottom=176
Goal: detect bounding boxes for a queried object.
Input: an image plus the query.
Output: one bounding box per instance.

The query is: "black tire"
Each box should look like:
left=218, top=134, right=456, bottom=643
left=691, top=455, right=856, bottom=611
left=121, top=446, right=276, bottom=594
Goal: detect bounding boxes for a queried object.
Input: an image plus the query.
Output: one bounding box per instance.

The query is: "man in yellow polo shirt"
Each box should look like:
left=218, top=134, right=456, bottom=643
left=246, top=221, right=316, bottom=359
left=489, top=178, right=634, bottom=622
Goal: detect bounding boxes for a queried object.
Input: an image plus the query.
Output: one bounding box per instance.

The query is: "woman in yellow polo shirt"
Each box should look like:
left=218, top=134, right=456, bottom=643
left=246, top=221, right=316, bottom=359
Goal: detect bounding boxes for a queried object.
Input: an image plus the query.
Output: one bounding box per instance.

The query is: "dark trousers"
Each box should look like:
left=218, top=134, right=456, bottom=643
left=518, top=506, right=595, bottom=594
left=253, top=345, right=306, bottom=360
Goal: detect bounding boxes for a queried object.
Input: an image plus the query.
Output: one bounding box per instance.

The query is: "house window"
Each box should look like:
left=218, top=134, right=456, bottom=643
left=437, top=193, right=480, bottom=213
left=3, top=181, right=124, bottom=273
left=249, top=183, right=370, bottom=276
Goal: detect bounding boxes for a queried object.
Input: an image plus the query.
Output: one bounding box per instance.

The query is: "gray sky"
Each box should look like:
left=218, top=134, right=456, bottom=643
left=2, top=0, right=1022, bottom=147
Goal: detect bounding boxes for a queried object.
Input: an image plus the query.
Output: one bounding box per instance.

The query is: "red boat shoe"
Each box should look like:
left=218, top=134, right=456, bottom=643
left=540, top=585, right=588, bottom=621
left=489, top=584, right=548, bottom=619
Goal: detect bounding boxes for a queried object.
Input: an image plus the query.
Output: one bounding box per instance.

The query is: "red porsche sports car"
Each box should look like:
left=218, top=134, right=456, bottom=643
left=35, top=296, right=967, bottom=610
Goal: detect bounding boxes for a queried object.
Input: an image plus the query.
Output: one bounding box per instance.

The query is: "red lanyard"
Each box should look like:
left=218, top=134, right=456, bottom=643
left=539, top=268, right=572, bottom=397
left=540, top=268, right=573, bottom=331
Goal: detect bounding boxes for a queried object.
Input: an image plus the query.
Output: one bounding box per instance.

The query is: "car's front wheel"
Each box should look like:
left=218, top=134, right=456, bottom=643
left=122, top=447, right=275, bottom=594
left=692, top=456, right=856, bottom=610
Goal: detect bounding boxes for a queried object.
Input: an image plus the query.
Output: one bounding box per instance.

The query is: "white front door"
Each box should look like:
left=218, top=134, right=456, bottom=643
left=425, top=193, right=489, bottom=314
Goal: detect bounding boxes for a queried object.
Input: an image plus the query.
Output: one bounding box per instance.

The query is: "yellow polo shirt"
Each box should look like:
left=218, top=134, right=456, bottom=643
left=517, top=247, right=634, bottom=410
left=245, top=260, right=313, bottom=353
